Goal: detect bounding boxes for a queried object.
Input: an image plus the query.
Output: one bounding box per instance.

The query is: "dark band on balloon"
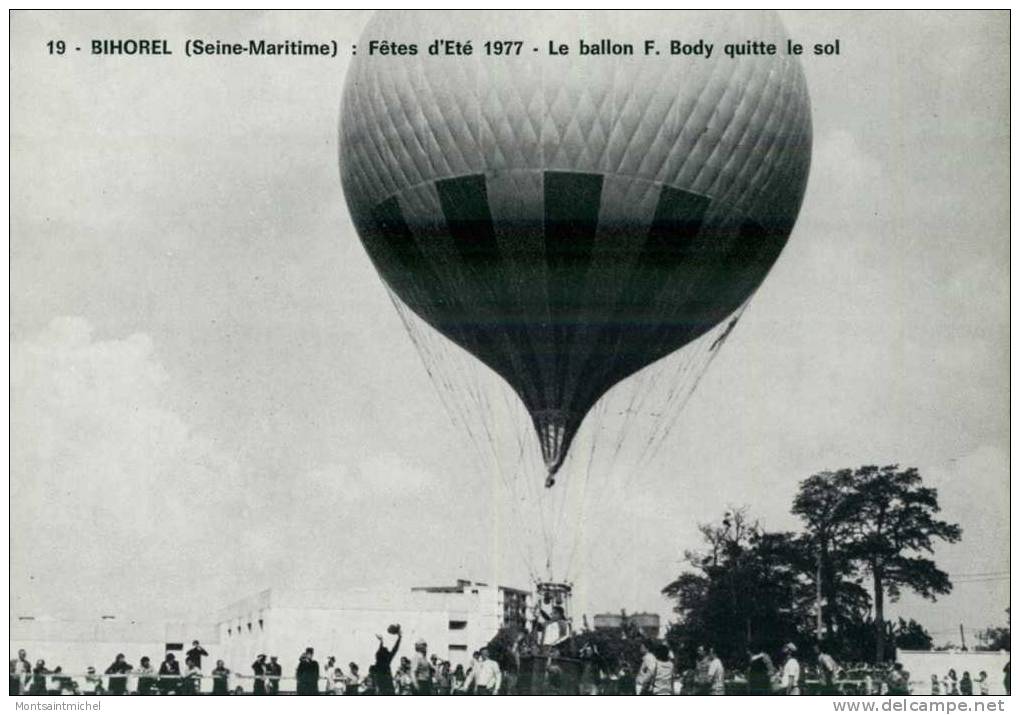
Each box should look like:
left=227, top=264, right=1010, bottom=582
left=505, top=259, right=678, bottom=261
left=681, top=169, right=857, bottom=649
left=543, top=171, right=603, bottom=291
left=436, top=174, right=499, bottom=271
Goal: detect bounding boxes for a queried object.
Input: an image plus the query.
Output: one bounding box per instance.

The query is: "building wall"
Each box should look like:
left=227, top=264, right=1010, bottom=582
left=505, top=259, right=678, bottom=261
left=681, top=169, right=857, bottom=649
left=898, top=650, right=1010, bottom=695
left=214, top=583, right=528, bottom=691
left=10, top=618, right=221, bottom=693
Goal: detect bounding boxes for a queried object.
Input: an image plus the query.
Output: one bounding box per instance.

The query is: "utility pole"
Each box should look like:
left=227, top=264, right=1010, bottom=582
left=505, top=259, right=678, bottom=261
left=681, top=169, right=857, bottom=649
left=959, top=623, right=967, bottom=650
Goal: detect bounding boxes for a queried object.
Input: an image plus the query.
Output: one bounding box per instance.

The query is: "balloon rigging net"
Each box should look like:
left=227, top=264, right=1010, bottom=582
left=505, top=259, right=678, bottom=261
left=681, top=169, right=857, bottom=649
left=387, top=287, right=746, bottom=588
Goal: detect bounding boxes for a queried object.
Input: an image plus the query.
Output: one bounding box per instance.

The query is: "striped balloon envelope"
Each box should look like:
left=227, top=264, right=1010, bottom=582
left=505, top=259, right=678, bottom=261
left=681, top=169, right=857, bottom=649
left=340, top=10, right=811, bottom=484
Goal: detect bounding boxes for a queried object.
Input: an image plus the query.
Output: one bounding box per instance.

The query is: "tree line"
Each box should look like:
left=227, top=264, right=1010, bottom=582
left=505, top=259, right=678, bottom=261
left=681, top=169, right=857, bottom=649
left=662, top=465, right=965, bottom=665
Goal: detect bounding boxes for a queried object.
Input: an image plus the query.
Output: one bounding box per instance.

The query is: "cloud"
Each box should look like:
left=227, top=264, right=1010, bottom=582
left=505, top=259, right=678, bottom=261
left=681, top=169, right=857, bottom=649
left=11, top=317, right=248, bottom=619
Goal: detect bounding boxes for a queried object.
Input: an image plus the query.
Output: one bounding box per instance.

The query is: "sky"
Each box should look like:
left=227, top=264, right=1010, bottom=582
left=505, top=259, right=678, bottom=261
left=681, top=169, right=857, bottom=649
left=10, top=11, right=1009, bottom=647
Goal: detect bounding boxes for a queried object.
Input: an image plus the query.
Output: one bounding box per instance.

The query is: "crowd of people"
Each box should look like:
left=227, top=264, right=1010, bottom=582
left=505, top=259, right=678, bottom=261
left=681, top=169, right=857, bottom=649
left=9, top=631, right=1012, bottom=696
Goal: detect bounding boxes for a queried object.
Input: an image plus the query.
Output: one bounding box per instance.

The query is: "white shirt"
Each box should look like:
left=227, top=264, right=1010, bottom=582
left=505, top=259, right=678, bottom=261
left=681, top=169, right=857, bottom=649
left=782, top=657, right=801, bottom=693
left=707, top=657, right=725, bottom=694
left=466, top=659, right=502, bottom=691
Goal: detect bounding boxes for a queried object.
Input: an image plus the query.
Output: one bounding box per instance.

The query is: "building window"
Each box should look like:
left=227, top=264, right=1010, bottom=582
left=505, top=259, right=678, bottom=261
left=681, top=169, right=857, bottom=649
left=449, top=645, right=467, bottom=652
left=448, top=620, right=467, bottom=631
left=165, top=643, right=183, bottom=651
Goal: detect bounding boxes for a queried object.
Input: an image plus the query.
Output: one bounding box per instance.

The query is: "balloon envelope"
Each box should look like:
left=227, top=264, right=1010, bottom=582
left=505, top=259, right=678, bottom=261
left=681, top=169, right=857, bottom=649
left=340, top=11, right=812, bottom=478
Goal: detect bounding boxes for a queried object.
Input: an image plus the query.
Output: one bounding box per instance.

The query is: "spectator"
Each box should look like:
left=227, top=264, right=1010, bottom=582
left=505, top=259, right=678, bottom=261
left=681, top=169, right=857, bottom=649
left=345, top=663, right=362, bottom=695
left=412, top=639, right=434, bottom=694
left=451, top=663, right=467, bottom=693
left=159, top=653, right=182, bottom=695
left=977, top=670, right=989, bottom=696
left=706, top=646, right=725, bottom=695
left=887, top=663, right=910, bottom=695
left=435, top=660, right=451, bottom=694
left=183, top=657, right=202, bottom=695
left=464, top=647, right=502, bottom=695
left=931, top=674, right=941, bottom=695
left=296, top=648, right=320, bottom=695
left=322, top=656, right=337, bottom=694
left=267, top=656, right=282, bottom=695
left=816, top=643, right=839, bottom=694
left=10, top=660, right=20, bottom=696
left=104, top=653, right=132, bottom=695
left=136, top=656, right=156, bottom=695
left=780, top=643, right=800, bottom=695
left=635, top=641, right=673, bottom=695
left=83, top=667, right=104, bottom=696
left=211, top=660, right=230, bottom=695
left=186, top=641, right=209, bottom=670
left=29, top=660, right=49, bottom=695
left=15, top=650, right=31, bottom=694
left=395, top=657, right=415, bottom=694
left=251, top=654, right=268, bottom=695
left=746, top=645, right=775, bottom=695
left=372, top=625, right=401, bottom=695
left=1004, top=662, right=1010, bottom=695
left=945, top=668, right=959, bottom=695
left=960, top=671, right=973, bottom=696
left=694, top=644, right=711, bottom=694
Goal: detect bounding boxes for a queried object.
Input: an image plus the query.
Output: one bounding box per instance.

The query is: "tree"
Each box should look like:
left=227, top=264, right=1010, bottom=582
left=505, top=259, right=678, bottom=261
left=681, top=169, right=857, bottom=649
left=893, top=618, right=934, bottom=651
left=792, top=470, right=873, bottom=641
left=662, top=509, right=812, bottom=664
left=839, top=465, right=961, bottom=662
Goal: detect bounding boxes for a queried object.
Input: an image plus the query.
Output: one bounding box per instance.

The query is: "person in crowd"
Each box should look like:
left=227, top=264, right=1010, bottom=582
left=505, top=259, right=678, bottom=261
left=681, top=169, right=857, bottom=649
left=395, top=657, right=415, bottom=694
left=411, top=639, right=434, bottom=694
left=183, top=657, right=202, bottom=695
left=10, top=660, right=20, bottom=696
left=29, top=660, right=49, bottom=695
left=159, top=652, right=183, bottom=695
left=372, top=624, right=402, bottom=695
left=186, top=640, right=208, bottom=671
left=322, top=656, right=337, bottom=694
left=977, top=670, right=990, bottom=696
left=945, top=668, right=959, bottom=695
left=104, top=653, right=132, bottom=695
left=435, top=660, right=452, bottom=694
left=887, top=663, right=910, bottom=695
left=635, top=640, right=673, bottom=695
left=706, top=646, right=725, bottom=695
left=613, top=663, right=635, bottom=695
left=451, top=663, right=467, bottom=694
left=211, top=659, right=230, bottom=695
left=251, top=653, right=268, bottom=695
left=960, top=671, right=974, bottom=696
left=780, top=643, right=801, bottom=695
left=578, top=642, right=602, bottom=695
left=135, top=656, right=156, bottom=695
left=815, top=643, right=839, bottom=695
left=693, top=644, right=711, bottom=694
left=329, top=666, right=345, bottom=694
left=1003, top=662, right=1010, bottom=695
left=464, top=647, right=502, bottom=695
left=345, top=662, right=362, bottom=695
left=296, top=647, right=320, bottom=695
left=931, top=674, right=941, bottom=695
left=746, top=644, right=775, bottom=695
left=51, top=666, right=76, bottom=695
left=83, top=666, right=104, bottom=695
left=15, top=650, right=31, bottom=694
left=267, top=655, right=282, bottom=695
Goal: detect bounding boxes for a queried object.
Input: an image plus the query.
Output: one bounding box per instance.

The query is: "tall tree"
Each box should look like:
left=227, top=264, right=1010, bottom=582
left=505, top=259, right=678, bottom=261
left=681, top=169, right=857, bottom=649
left=841, top=465, right=962, bottom=662
left=662, top=509, right=811, bottom=663
left=792, top=470, right=872, bottom=640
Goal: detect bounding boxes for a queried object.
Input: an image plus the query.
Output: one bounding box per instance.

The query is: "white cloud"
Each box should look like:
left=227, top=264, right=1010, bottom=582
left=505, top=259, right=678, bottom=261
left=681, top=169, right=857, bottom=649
left=11, top=317, right=247, bottom=619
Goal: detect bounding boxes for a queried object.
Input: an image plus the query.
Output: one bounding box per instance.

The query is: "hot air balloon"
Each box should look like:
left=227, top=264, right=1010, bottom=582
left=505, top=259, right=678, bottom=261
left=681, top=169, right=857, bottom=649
left=340, top=11, right=811, bottom=486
